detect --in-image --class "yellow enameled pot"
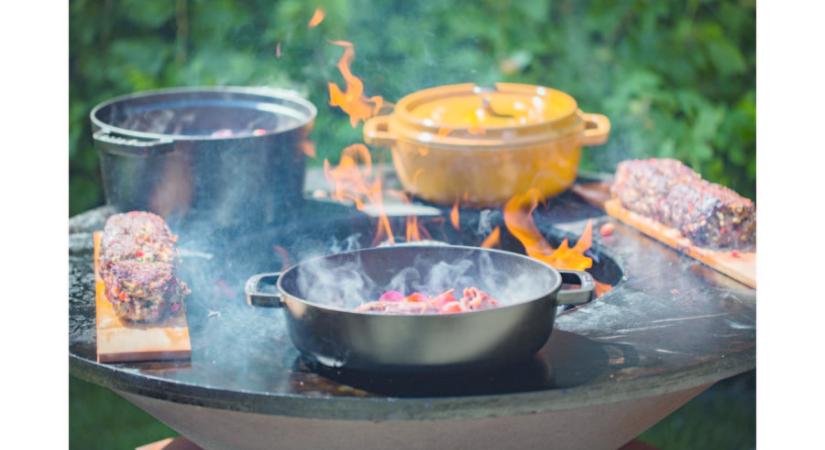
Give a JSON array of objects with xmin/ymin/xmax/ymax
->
[{"xmin": 363, "ymin": 82, "xmax": 610, "ymax": 207}]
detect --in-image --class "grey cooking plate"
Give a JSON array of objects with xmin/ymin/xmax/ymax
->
[{"xmin": 245, "ymin": 245, "xmax": 594, "ymax": 372}]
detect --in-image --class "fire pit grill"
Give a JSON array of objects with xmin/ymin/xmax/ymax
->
[{"xmin": 69, "ymin": 171, "xmax": 755, "ymax": 449}]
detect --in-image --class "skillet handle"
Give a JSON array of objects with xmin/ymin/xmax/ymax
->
[
  {"xmin": 557, "ymin": 270, "xmax": 595, "ymax": 306},
  {"xmin": 244, "ymin": 272, "xmax": 283, "ymax": 307},
  {"xmin": 93, "ymin": 130, "xmax": 176, "ymax": 157}
]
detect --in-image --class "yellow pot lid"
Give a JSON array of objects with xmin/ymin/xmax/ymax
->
[{"xmin": 391, "ymin": 82, "xmax": 584, "ymax": 147}]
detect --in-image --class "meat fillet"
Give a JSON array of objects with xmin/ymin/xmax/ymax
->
[
  {"xmin": 610, "ymin": 159, "xmax": 755, "ymax": 250},
  {"xmin": 100, "ymin": 211, "xmax": 189, "ymax": 322}
]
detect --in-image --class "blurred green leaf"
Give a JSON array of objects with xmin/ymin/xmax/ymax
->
[
  {"xmin": 707, "ymin": 39, "xmax": 747, "ymax": 76},
  {"xmin": 70, "ymin": 0, "xmax": 756, "ymax": 216},
  {"xmin": 119, "ymin": 0, "xmax": 175, "ymax": 28}
]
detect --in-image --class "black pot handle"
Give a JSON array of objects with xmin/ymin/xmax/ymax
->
[
  {"xmin": 244, "ymin": 272, "xmax": 283, "ymax": 307},
  {"xmin": 557, "ymin": 270, "xmax": 595, "ymax": 305},
  {"xmin": 93, "ymin": 130, "xmax": 176, "ymax": 157}
]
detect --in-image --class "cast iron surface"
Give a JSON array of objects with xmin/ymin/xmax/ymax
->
[{"xmin": 69, "ymin": 187, "xmax": 756, "ymax": 421}]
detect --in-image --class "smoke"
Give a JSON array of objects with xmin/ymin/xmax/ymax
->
[
  {"xmin": 328, "ymin": 233, "xmax": 363, "ymax": 254},
  {"xmin": 296, "ymin": 254, "xmax": 375, "ymax": 309},
  {"xmin": 476, "ymin": 208, "xmax": 499, "ymax": 236},
  {"xmin": 295, "ymin": 245, "xmax": 554, "ymax": 310}
]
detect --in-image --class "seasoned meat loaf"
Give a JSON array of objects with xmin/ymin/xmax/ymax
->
[
  {"xmin": 610, "ymin": 159, "xmax": 755, "ymax": 250},
  {"xmin": 100, "ymin": 211, "xmax": 189, "ymax": 322}
]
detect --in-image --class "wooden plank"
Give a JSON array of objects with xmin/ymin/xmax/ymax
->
[
  {"xmin": 603, "ymin": 199, "xmax": 755, "ymax": 288},
  {"xmin": 570, "ymin": 182, "xmax": 612, "ymax": 209},
  {"xmin": 571, "ymin": 180, "xmax": 755, "ymax": 288},
  {"xmin": 94, "ymin": 232, "xmax": 192, "ymax": 363}
]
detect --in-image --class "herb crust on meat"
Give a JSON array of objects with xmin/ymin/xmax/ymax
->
[
  {"xmin": 610, "ymin": 159, "xmax": 755, "ymax": 250},
  {"xmin": 100, "ymin": 211, "xmax": 189, "ymax": 322}
]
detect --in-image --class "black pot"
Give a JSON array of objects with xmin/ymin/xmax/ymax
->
[
  {"xmin": 90, "ymin": 86, "xmax": 316, "ymax": 229},
  {"xmin": 245, "ymin": 245, "xmax": 595, "ymax": 372}
]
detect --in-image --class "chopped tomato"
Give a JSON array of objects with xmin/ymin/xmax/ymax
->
[
  {"xmin": 405, "ymin": 292, "xmax": 427, "ymax": 303},
  {"xmin": 439, "ymin": 302, "xmax": 463, "ymax": 314},
  {"xmin": 430, "ymin": 289, "xmax": 456, "ymax": 308}
]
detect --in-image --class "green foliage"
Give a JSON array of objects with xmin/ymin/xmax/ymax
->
[
  {"xmin": 70, "ymin": 376, "xmax": 175, "ymax": 449},
  {"xmin": 70, "ymin": 0, "xmax": 755, "ymax": 215},
  {"xmin": 640, "ymin": 370, "xmax": 756, "ymax": 449},
  {"xmin": 69, "ymin": 371, "xmax": 755, "ymax": 450}
]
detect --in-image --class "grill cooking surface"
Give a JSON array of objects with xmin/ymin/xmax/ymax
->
[{"xmin": 69, "ymin": 174, "xmax": 755, "ymax": 420}]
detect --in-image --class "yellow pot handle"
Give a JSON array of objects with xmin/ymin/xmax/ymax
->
[
  {"xmin": 579, "ymin": 112, "xmax": 611, "ymax": 146},
  {"xmin": 363, "ymin": 115, "xmax": 396, "ymax": 147}
]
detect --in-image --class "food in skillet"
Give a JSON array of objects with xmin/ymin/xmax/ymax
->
[
  {"xmin": 355, "ymin": 288, "xmax": 499, "ymax": 314},
  {"xmin": 610, "ymin": 158, "xmax": 755, "ymax": 250},
  {"xmin": 99, "ymin": 211, "xmax": 190, "ymax": 322}
]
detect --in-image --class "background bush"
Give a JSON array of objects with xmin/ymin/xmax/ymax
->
[{"xmin": 70, "ymin": 0, "xmax": 755, "ymax": 215}]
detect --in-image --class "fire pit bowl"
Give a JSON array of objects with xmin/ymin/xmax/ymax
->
[
  {"xmin": 245, "ymin": 245, "xmax": 594, "ymax": 372},
  {"xmin": 90, "ymin": 86, "xmax": 316, "ymax": 228}
]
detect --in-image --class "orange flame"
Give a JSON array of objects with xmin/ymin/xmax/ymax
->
[
  {"xmin": 323, "ymin": 143, "xmax": 394, "ymax": 245},
  {"xmin": 503, "ymin": 188, "xmax": 593, "ymax": 271},
  {"xmin": 450, "ymin": 201, "xmax": 460, "ymax": 230},
  {"xmin": 595, "ymin": 281, "xmax": 613, "ymax": 297},
  {"xmin": 328, "ymin": 41, "xmax": 384, "ymax": 127},
  {"xmin": 480, "ymin": 226, "xmax": 501, "ymax": 248},
  {"xmin": 308, "ymin": 8, "xmax": 325, "ymax": 28},
  {"xmin": 405, "ymin": 216, "xmax": 421, "ymax": 242},
  {"xmin": 301, "ymin": 141, "xmax": 316, "ymax": 158}
]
